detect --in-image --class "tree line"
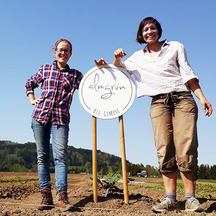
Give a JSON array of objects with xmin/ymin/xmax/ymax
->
[{"xmin": 0, "ymin": 140, "xmax": 215, "ymax": 179}]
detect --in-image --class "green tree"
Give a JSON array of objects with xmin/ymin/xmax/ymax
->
[
  {"xmin": 85, "ymin": 161, "xmax": 92, "ymax": 174},
  {"xmin": 198, "ymin": 164, "xmax": 210, "ymax": 179},
  {"xmin": 209, "ymin": 165, "xmax": 216, "ymax": 179}
]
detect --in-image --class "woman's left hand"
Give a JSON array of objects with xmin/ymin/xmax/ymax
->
[
  {"xmin": 187, "ymin": 78, "xmax": 213, "ymax": 117},
  {"xmin": 200, "ymin": 97, "xmax": 213, "ymax": 117}
]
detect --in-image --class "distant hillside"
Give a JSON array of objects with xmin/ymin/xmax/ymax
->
[
  {"xmin": 0, "ymin": 140, "xmax": 127, "ymax": 174},
  {"xmin": 0, "ymin": 140, "xmax": 161, "ymax": 177}
]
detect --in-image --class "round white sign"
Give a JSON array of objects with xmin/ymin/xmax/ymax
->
[{"xmin": 79, "ymin": 64, "xmax": 136, "ymax": 119}]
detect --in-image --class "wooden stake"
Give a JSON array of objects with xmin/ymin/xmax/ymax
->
[
  {"xmin": 119, "ymin": 115, "xmax": 129, "ymax": 204},
  {"xmin": 92, "ymin": 116, "xmax": 98, "ymax": 202}
]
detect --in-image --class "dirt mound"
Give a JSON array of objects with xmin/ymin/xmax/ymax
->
[
  {"xmin": 0, "ymin": 183, "xmax": 40, "ymax": 200},
  {"xmin": 1, "ymin": 173, "xmax": 216, "ymax": 215}
]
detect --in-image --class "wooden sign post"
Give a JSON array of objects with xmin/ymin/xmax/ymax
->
[
  {"xmin": 119, "ymin": 115, "xmax": 129, "ymax": 204},
  {"xmin": 79, "ymin": 64, "xmax": 136, "ymax": 204},
  {"xmin": 92, "ymin": 116, "xmax": 97, "ymax": 202}
]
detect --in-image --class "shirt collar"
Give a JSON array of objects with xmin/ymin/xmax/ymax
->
[
  {"xmin": 143, "ymin": 40, "xmax": 169, "ymax": 53},
  {"xmin": 53, "ymin": 60, "xmax": 70, "ymax": 71}
]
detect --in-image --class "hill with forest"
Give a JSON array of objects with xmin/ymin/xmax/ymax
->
[
  {"xmin": 0, "ymin": 140, "xmax": 156, "ymax": 176},
  {"xmin": 1, "ymin": 140, "xmax": 215, "ymax": 179}
]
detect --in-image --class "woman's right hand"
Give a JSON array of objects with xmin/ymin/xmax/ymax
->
[
  {"xmin": 94, "ymin": 48, "xmax": 126, "ymax": 67},
  {"xmin": 94, "ymin": 58, "xmax": 108, "ymax": 66},
  {"xmin": 113, "ymin": 48, "xmax": 126, "ymax": 66},
  {"xmin": 114, "ymin": 48, "xmax": 126, "ymax": 59}
]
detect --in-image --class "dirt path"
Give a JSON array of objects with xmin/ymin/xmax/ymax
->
[{"xmin": 0, "ymin": 173, "xmax": 216, "ymax": 215}]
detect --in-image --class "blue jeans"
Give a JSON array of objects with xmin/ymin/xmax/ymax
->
[{"xmin": 31, "ymin": 118, "xmax": 69, "ymax": 193}]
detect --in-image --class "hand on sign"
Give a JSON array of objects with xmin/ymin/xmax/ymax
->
[
  {"xmin": 94, "ymin": 58, "xmax": 108, "ymax": 66},
  {"xmin": 114, "ymin": 48, "xmax": 126, "ymax": 58}
]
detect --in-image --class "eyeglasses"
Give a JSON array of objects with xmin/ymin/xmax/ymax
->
[{"xmin": 56, "ymin": 48, "xmax": 70, "ymax": 53}]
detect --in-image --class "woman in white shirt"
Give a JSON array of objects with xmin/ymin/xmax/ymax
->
[{"xmin": 95, "ymin": 17, "xmax": 213, "ymax": 213}]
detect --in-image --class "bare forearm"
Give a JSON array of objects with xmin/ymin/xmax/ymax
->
[
  {"xmin": 113, "ymin": 57, "xmax": 121, "ymax": 66},
  {"xmin": 187, "ymin": 78, "xmax": 213, "ymax": 116},
  {"xmin": 187, "ymin": 78, "xmax": 205, "ymax": 100},
  {"xmin": 192, "ymin": 88, "xmax": 206, "ymax": 101},
  {"xmin": 28, "ymin": 93, "xmax": 36, "ymax": 105}
]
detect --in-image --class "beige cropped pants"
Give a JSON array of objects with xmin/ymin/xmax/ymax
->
[{"xmin": 150, "ymin": 91, "xmax": 198, "ymax": 178}]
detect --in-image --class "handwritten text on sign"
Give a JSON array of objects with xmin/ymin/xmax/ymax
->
[{"xmin": 79, "ymin": 64, "xmax": 136, "ymax": 119}]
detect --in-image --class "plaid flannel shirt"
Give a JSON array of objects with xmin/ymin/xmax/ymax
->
[{"xmin": 25, "ymin": 61, "xmax": 83, "ymax": 125}]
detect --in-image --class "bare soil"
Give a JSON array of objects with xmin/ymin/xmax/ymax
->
[{"xmin": 1, "ymin": 172, "xmax": 216, "ymax": 215}]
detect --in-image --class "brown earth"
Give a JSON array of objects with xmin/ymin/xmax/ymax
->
[{"xmin": 1, "ymin": 172, "xmax": 216, "ymax": 216}]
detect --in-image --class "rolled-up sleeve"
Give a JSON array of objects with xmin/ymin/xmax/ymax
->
[
  {"xmin": 75, "ymin": 71, "xmax": 83, "ymax": 90},
  {"xmin": 177, "ymin": 44, "xmax": 198, "ymax": 84},
  {"xmin": 25, "ymin": 65, "xmax": 44, "ymax": 96},
  {"xmin": 123, "ymin": 52, "xmax": 139, "ymax": 74}
]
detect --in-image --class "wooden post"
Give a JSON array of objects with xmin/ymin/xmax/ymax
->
[
  {"xmin": 92, "ymin": 116, "xmax": 98, "ymax": 202},
  {"xmin": 119, "ymin": 115, "xmax": 129, "ymax": 204}
]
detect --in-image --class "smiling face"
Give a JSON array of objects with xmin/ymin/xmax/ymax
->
[
  {"xmin": 55, "ymin": 41, "xmax": 72, "ymax": 68},
  {"xmin": 142, "ymin": 22, "xmax": 159, "ymax": 44}
]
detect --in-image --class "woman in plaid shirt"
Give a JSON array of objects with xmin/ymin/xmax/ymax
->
[{"xmin": 25, "ymin": 38, "xmax": 83, "ymax": 211}]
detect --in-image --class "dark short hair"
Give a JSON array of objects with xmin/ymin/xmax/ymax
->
[
  {"xmin": 53, "ymin": 38, "xmax": 72, "ymax": 54},
  {"xmin": 136, "ymin": 17, "xmax": 162, "ymax": 44}
]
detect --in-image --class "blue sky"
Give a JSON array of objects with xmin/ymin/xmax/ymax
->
[{"xmin": 1, "ymin": 1, "xmax": 215, "ymax": 167}]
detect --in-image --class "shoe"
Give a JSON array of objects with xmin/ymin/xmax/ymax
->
[
  {"xmin": 152, "ymin": 197, "xmax": 180, "ymax": 213},
  {"xmin": 56, "ymin": 191, "xmax": 72, "ymax": 211},
  {"xmin": 38, "ymin": 189, "xmax": 54, "ymax": 210},
  {"xmin": 185, "ymin": 197, "xmax": 203, "ymax": 212}
]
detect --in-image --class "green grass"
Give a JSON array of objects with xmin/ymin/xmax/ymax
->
[
  {"xmin": 197, "ymin": 179, "xmax": 216, "ymax": 183},
  {"xmin": 0, "ymin": 177, "xmax": 38, "ymax": 183},
  {"xmin": 176, "ymin": 183, "xmax": 184, "ymax": 195},
  {"xmin": 130, "ymin": 180, "xmax": 216, "ymax": 196},
  {"xmin": 196, "ymin": 183, "xmax": 216, "ymax": 190},
  {"xmin": 198, "ymin": 193, "xmax": 211, "ymax": 198}
]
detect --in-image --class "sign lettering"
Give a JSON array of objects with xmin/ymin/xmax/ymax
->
[{"xmin": 79, "ymin": 64, "xmax": 136, "ymax": 119}]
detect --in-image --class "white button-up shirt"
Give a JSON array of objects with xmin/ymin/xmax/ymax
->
[{"xmin": 122, "ymin": 40, "xmax": 198, "ymax": 97}]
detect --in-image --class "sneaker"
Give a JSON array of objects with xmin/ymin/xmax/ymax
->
[
  {"xmin": 38, "ymin": 189, "xmax": 54, "ymax": 210},
  {"xmin": 185, "ymin": 197, "xmax": 203, "ymax": 212},
  {"xmin": 152, "ymin": 197, "xmax": 180, "ymax": 213},
  {"xmin": 56, "ymin": 191, "xmax": 72, "ymax": 211}
]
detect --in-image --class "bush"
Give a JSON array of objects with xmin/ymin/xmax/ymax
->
[{"xmin": 8, "ymin": 164, "xmax": 29, "ymax": 172}]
